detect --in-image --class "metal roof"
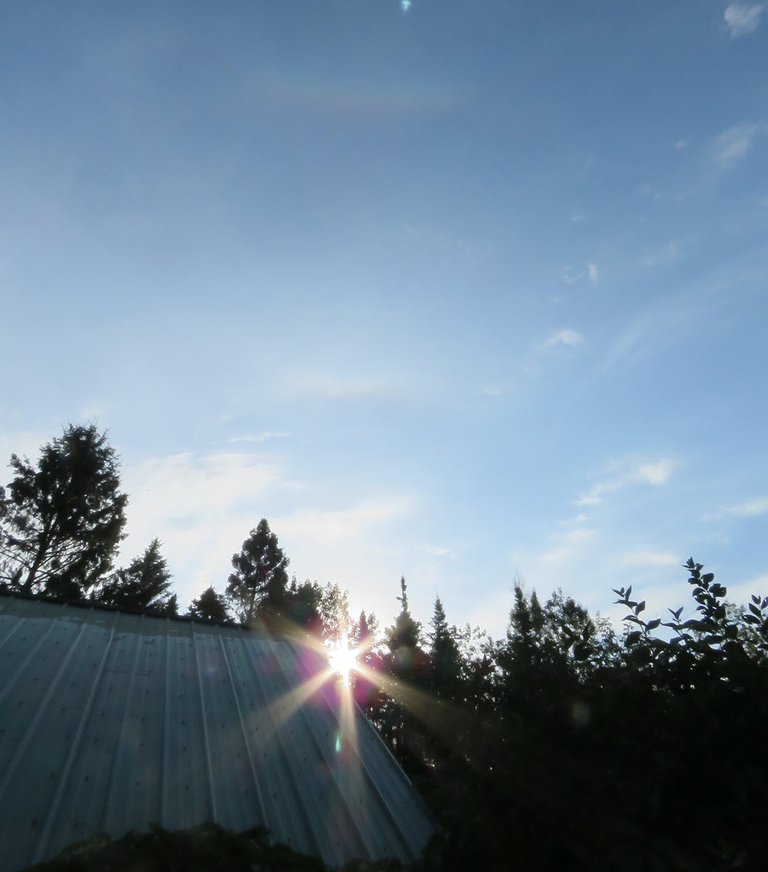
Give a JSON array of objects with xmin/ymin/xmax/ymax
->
[{"xmin": 0, "ymin": 595, "xmax": 433, "ymax": 870}]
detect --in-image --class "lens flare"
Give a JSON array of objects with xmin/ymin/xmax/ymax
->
[{"xmin": 327, "ymin": 642, "xmax": 358, "ymax": 685}]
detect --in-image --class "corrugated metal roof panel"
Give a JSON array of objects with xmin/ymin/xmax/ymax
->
[{"xmin": 0, "ymin": 595, "xmax": 433, "ymax": 870}]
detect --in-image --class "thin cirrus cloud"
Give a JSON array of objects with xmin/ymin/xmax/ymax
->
[
  {"xmin": 619, "ymin": 550, "xmax": 680, "ymax": 568},
  {"xmin": 274, "ymin": 498, "xmax": 413, "ymax": 546},
  {"xmin": 117, "ymin": 450, "xmax": 303, "ymax": 606},
  {"xmin": 229, "ymin": 431, "xmax": 290, "ymax": 445},
  {"xmin": 120, "ymin": 451, "xmax": 293, "ymax": 545},
  {"xmin": 713, "ymin": 123, "xmax": 763, "ymax": 170},
  {"xmin": 281, "ymin": 373, "xmax": 406, "ymax": 402},
  {"xmin": 703, "ymin": 496, "xmax": 768, "ymax": 522},
  {"xmin": 574, "ymin": 458, "xmax": 678, "ymax": 507},
  {"xmin": 539, "ymin": 527, "xmax": 596, "ymax": 565},
  {"xmin": 545, "ymin": 328, "xmax": 583, "ymax": 349},
  {"xmin": 724, "ymin": 4, "xmax": 764, "ymax": 38},
  {"xmin": 560, "ymin": 263, "xmax": 599, "ymax": 286}
]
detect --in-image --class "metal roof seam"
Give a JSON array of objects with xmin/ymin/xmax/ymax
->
[
  {"xmin": 241, "ymin": 635, "xmax": 328, "ymax": 860},
  {"xmin": 190, "ymin": 621, "xmax": 217, "ymax": 821},
  {"xmin": 0, "ymin": 600, "xmax": 434, "ymax": 870},
  {"xmin": 0, "ymin": 617, "xmax": 58, "ymax": 710},
  {"xmin": 161, "ymin": 624, "xmax": 171, "ymax": 823},
  {"xmin": 32, "ymin": 616, "xmax": 119, "ymax": 864},
  {"xmin": 216, "ymin": 634, "xmax": 270, "ymax": 831},
  {"xmin": 296, "ymin": 654, "xmax": 416, "ymax": 861},
  {"xmin": 270, "ymin": 637, "xmax": 376, "ymax": 861},
  {"xmin": 0, "ymin": 607, "xmax": 26, "ymax": 652},
  {"xmin": 0, "ymin": 619, "xmax": 89, "ymax": 815},
  {"xmin": 101, "ymin": 613, "xmax": 145, "ymax": 830}
]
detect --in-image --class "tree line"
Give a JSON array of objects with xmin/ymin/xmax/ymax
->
[
  {"xmin": 5, "ymin": 425, "xmax": 768, "ymax": 869},
  {"xmin": 0, "ymin": 424, "xmax": 348, "ymax": 628}
]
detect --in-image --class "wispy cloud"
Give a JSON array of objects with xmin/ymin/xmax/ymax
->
[
  {"xmin": 560, "ymin": 263, "xmax": 599, "ymax": 286},
  {"xmin": 574, "ymin": 458, "xmax": 678, "ymax": 506},
  {"xmin": 123, "ymin": 451, "xmax": 290, "ymax": 536},
  {"xmin": 724, "ymin": 4, "xmax": 764, "ymax": 38},
  {"xmin": 229, "ymin": 431, "xmax": 289, "ymax": 445},
  {"xmin": 540, "ymin": 527, "xmax": 596, "ymax": 565},
  {"xmin": 282, "ymin": 373, "xmax": 404, "ymax": 401},
  {"xmin": 704, "ymin": 496, "xmax": 768, "ymax": 522},
  {"xmin": 118, "ymin": 450, "xmax": 303, "ymax": 606},
  {"xmin": 642, "ymin": 239, "xmax": 688, "ymax": 269},
  {"xmin": 545, "ymin": 328, "xmax": 583, "ymax": 348},
  {"xmin": 713, "ymin": 123, "xmax": 763, "ymax": 170},
  {"xmin": 424, "ymin": 544, "xmax": 457, "ymax": 560},
  {"xmin": 559, "ymin": 513, "xmax": 589, "ymax": 526},
  {"xmin": 619, "ymin": 550, "xmax": 679, "ymax": 568},
  {"xmin": 275, "ymin": 498, "xmax": 413, "ymax": 545}
]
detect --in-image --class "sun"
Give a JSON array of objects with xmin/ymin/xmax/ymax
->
[{"xmin": 327, "ymin": 642, "xmax": 358, "ymax": 685}]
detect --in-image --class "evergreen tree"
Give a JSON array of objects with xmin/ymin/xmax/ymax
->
[
  {"xmin": 385, "ymin": 576, "xmax": 422, "ymax": 658},
  {"xmin": 189, "ymin": 586, "xmax": 230, "ymax": 622},
  {"xmin": 0, "ymin": 424, "xmax": 127, "ymax": 598},
  {"xmin": 283, "ymin": 578, "xmax": 323, "ymax": 634},
  {"xmin": 226, "ymin": 519, "xmax": 289, "ymax": 623},
  {"xmin": 95, "ymin": 539, "xmax": 174, "ymax": 612},
  {"xmin": 428, "ymin": 596, "xmax": 462, "ymax": 699}
]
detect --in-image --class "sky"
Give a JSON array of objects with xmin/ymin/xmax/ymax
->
[{"xmin": 1, "ymin": 0, "xmax": 767, "ymax": 639}]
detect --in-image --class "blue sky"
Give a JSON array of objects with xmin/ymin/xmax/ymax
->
[{"xmin": 2, "ymin": 0, "xmax": 767, "ymax": 637}]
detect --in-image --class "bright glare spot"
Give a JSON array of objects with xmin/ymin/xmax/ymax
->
[
  {"xmin": 327, "ymin": 642, "xmax": 358, "ymax": 686},
  {"xmin": 401, "ymin": 0, "xmax": 411, "ymax": 11}
]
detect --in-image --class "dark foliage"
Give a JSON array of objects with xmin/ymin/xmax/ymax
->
[
  {"xmin": 93, "ymin": 539, "xmax": 175, "ymax": 613},
  {"xmin": 227, "ymin": 519, "xmax": 290, "ymax": 623},
  {"xmin": 188, "ymin": 585, "xmax": 230, "ymax": 622},
  {"xmin": 373, "ymin": 561, "xmax": 768, "ymax": 871},
  {"xmin": 21, "ymin": 822, "xmax": 401, "ymax": 872},
  {"xmin": 0, "ymin": 425, "xmax": 127, "ymax": 598}
]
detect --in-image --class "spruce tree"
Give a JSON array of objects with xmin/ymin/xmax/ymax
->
[
  {"xmin": 0, "ymin": 424, "xmax": 127, "ymax": 598},
  {"xmin": 226, "ymin": 519, "xmax": 289, "ymax": 623},
  {"xmin": 429, "ymin": 596, "xmax": 462, "ymax": 699},
  {"xmin": 189, "ymin": 586, "xmax": 230, "ymax": 622},
  {"xmin": 96, "ymin": 539, "xmax": 174, "ymax": 612}
]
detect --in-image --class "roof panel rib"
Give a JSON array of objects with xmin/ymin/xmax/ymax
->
[{"xmin": 0, "ymin": 595, "xmax": 433, "ymax": 870}]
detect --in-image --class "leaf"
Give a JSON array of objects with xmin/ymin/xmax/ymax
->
[
  {"xmin": 744, "ymin": 615, "xmax": 761, "ymax": 625},
  {"xmin": 636, "ymin": 601, "xmax": 646, "ymax": 614},
  {"xmin": 752, "ymin": 594, "xmax": 761, "ymax": 605},
  {"xmin": 626, "ymin": 631, "xmax": 642, "ymax": 646},
  {"xmin": 626, "ymin": 586, "xmax": 632, "ymax": 599},
  {"xmin": 702, "ymin": 573, "xmax": 714, "ymax": 585},
  {"xmin": 749, "ymin": 603, "xmax": 761, "ymax": 618},
  {"xmin": 646, "ymin": 618, "xmax": 661, "ymax": 631},
  {"xmin": 573, "ymin": 642, "xmax": 592, "ymax": 661},
  {"xmin": 682, "ymin": 619, "xmax": 707, "ymax": 631}
]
